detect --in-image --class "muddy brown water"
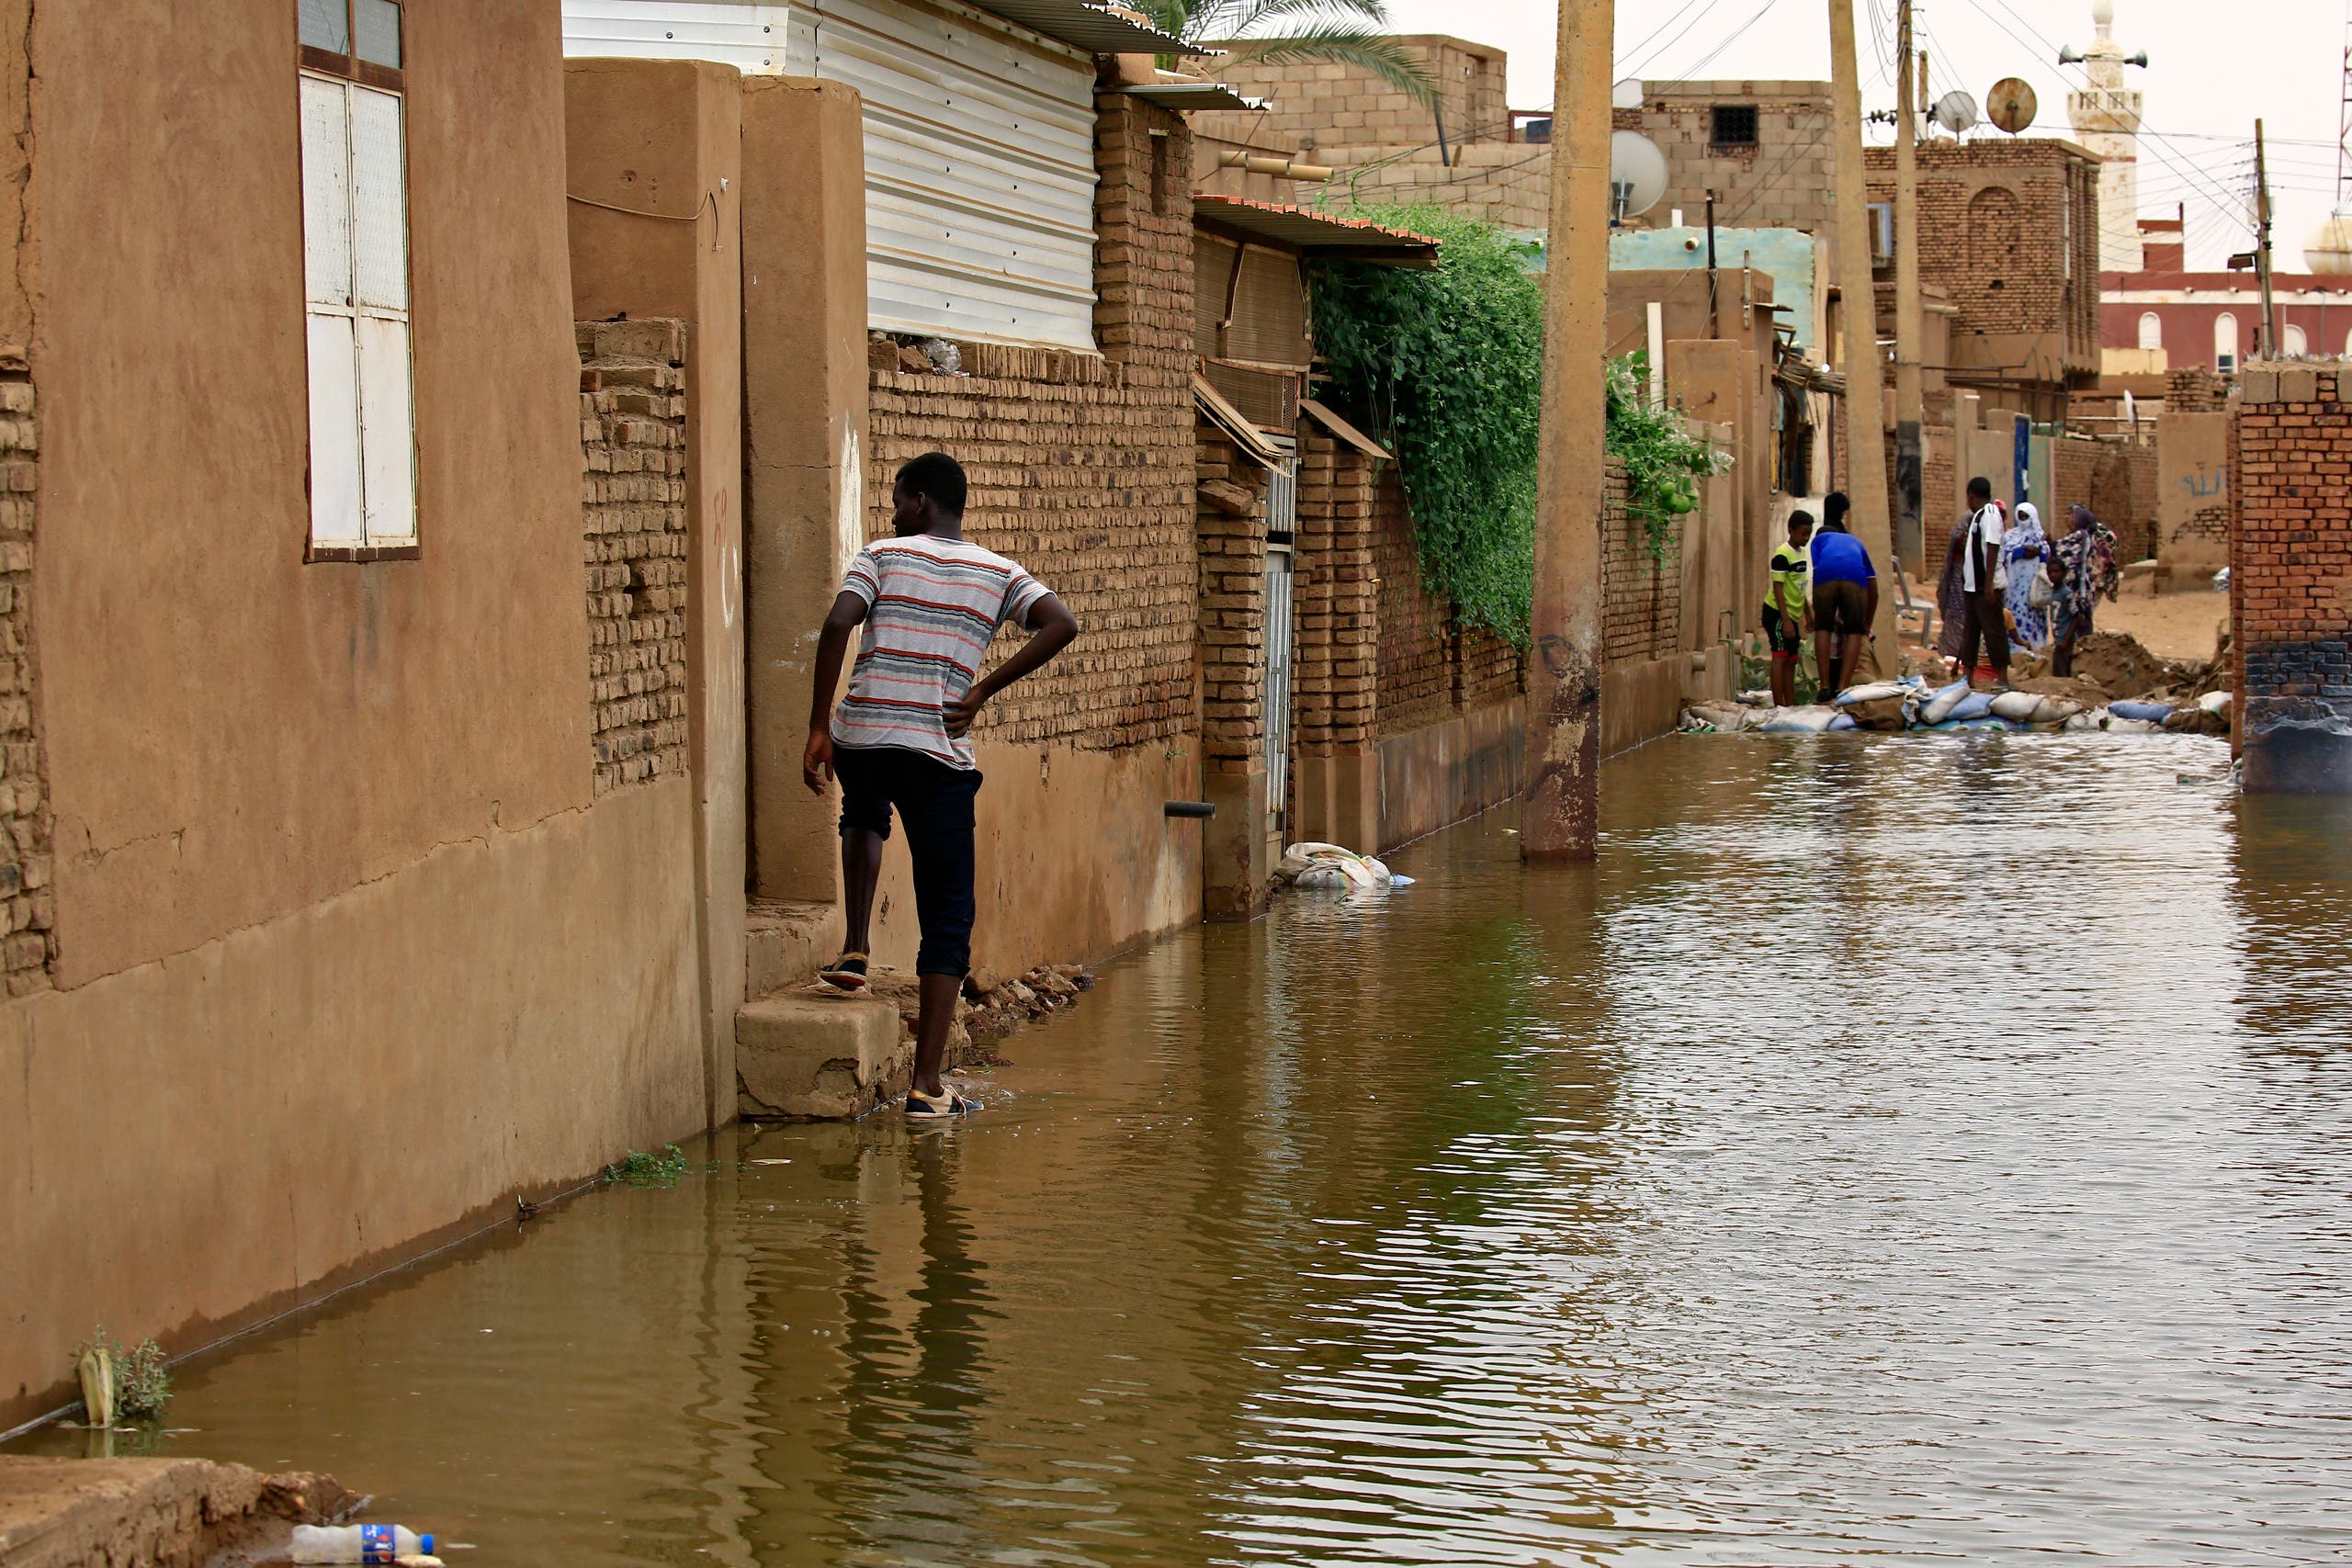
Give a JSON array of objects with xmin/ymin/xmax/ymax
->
[{"xmin": 17, "ymin": 736, "xmax": 2352, "ymax": 1565}]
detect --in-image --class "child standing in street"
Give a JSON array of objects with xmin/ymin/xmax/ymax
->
[{"xmin": 802, "ymin": 453, "xmax": 1080, "ymax": 1118}]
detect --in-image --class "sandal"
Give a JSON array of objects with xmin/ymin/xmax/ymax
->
[
  {"xmin": 905, "ymin": 1085, "xmax": 978, "ymax": 1119},
  {"xmin": 820, "ymin": 952, "xmax": 868, "ymax": 991}
]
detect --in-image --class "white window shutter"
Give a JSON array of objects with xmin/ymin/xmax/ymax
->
[
  {"xmin": 356, "ymin": 315, "xmax": 415, "ymax": 542},
  {"xmin": 348, "ymin": 87, "xmax": 408, "ymax": 310},
  {"xmin": 300, "ymin": 78, "xmax": 353, "ymax": 307},
  {"xmin": 305, "ymin": 313, "xmax": 365, "ymax": 544}
]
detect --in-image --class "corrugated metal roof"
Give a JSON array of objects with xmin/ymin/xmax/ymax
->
[
  {"xmin": 1118, "ymin": 82, "xmax": 1263, "ymax": 110},
  {"xmin": 961, "ymin": 0, "xmax": 1193, "ymax": 54},
  {"xmin": 1192, "ymin": 196, "xmax": 1439, "ymax": 266},
  {"xmin": 561, "ymin": 0, "xmax": 791, "ymax": 70}
]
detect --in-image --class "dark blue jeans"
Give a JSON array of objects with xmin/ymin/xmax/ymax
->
[{"xmin": 833, "ymin": 745, "xmax": 981, "ymax": 978}]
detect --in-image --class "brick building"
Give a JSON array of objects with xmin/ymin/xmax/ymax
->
[
  {"xmin": 2230, "ymin": 362, "xmax": 2352, "ymax": 792},
  {"xmin": 1190, "ymin": 36, "xmax": 1552, "ymax": 231},
  {"xmin": 1865, "ymin": 139, "xmax": 2104, "ymax": 424},
  {"xmin": 1622, "ymin": 81, "xmax": 1841, "ymax": 257}
]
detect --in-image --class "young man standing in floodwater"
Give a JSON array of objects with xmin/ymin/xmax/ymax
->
[
  {"xmin": 802, "ymin": 452, "xmax": 1080, "ymax": 1118},
  {"xmin": 1807, "ymin": 491, "xmax": 1879, "ymax": 698},
  {"xmin": 1766, "ymin": 510, "xmax": 1814, "ymax": 705}
]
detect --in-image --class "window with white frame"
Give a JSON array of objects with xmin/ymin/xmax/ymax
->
[
  {"xmin": 2213, "ymin": 311, "xmax": 2238, "ymax": 375},
  {"xmin": 299, "ymin": 0, "xmax": 415, "ymax": 553},
  {"xmin": 2284, "ymin": 323, "xmax": 2309, "ymax": 357},
  {"xmin": 2137, "ymin": 311, "xmax": 2162, "ymax": 351}
]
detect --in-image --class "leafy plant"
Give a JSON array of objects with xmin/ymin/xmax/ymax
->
[
  {"xmin": 71, "ymin": 1327, "xmax": 170, "ymax": 1425},
  {"xmin": 1606, "ymin": 354, "xmax": 1729, "ymax": 563},
  {"xmin": 1129, "ymin": 0, "xmax": 1438, "ymax": 107},
  {"xmin": 1312, "ymin": 206, "xmax": 1545, "ymax": 641},
  {"xmin": 604, "ymin": 1144, "xmax": 690, "ymax": 1187}
]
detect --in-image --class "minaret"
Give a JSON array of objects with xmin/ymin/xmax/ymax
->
[{"xmin": 2068, "ymin": 0, "xmax": 2144, "ymax": 272}]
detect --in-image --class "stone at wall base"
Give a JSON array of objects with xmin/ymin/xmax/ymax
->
[
  {"xmin": 737, "ymin": 993, "xmax": 909, "ymax": 1120},
  {"xmin": 0, "ymin": 1457, "xmax": 352, "ymax": 1568},
  {"xmin": 2243, "ymin": 716, "xmax": 2352, "ymax": 794}
]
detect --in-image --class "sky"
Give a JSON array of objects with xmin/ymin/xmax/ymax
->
[{"xmin": 1373, "ymin": 0, "xmax": 2346, "ymax": 270}]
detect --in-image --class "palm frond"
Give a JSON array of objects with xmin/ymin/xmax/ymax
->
[
  {"xmin": 1210, "ymin": 0, "xmax": 1392, "ymax": 35},
  {"xmin": 1218, "ymin": 25, "xmax": 1440, "ymax": 110}
]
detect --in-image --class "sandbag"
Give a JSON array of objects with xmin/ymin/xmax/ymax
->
[
  {"xmin": 1760, "ymin": 705, "xmax": 1841, "ymax": 733},
  {"xmin": 1684, "ymin": 703, "xmax": 1750, "ymax": 732},
  {"xmin": 1826, "ymin": 714, "xmax": 1858, "ymax": 731},
  {"xmin": 2064, "ymin": 709, "xmax": 2106, "ymax": 731},
  {"xmin": 2104, "ymin": 716, "xmax": 2164, "ymax": 734},
  {"xmin": 2034, "ymin": 698, "xmax": 2085, "ymax": 725},
  {"xmin": 1833, "ymin": 682, "xmax": 1909, "ymax": 706},
  {"xmin": 1277, "ymin": 842, "xmax": 1389, "ymax": 888},
  {"xmin": 2198, "ymin": 690, "xmax": 2233, "ymax": 716},
  {"xmin": 1988, "ymin": 691, "xmax": 2044, "ymax": 723},
  {"xmin": 2109, "ymin": 700, "xmax": 2175, "ymax": 723},
  {"xmin": 1919, "ymin": 680, "xmax": 1972, "ymax": 724},
  {"xmin": 1946, "ymin": 691, "xmax": 1996, "ymax": 723},
  {"xmin": 1844, "ymin": 694, "xmax": 1910, "ymax": 732}
]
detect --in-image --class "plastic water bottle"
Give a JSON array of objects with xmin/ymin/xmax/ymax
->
[{"xmin": 288, "ymin": 1523, "xmax": 435, "ymax": 1563}]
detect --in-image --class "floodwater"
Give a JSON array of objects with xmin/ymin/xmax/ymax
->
[{"xmin": 17, "ymin": 735, "xmax": 2352, "ymax": 1565}]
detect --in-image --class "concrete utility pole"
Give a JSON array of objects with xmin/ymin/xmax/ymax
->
[
  {"xmin": 2255, "ymin": 118, "xmax": 2279, "ymax": 358},
  {"xmin": 1892, "ymin": 0, "xmax": 1924, "ymax": 572},
  {"xmin": 1522, "ymin": 0, "xmax": 1612, "ymax": 862},
  {"xmin": 1826, "ymin": 0, "xmax": 1901, "ymax": 660}
]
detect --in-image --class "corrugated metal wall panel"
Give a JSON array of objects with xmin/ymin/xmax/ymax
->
[
  {"xmin": 794, "ymin": 0, "xmax": 1100, "ymax": 351},
  {"xmin": 560, "ymin": 0, "xmax": 790, "ymax": 72},
  {"xmin": 561, "ymin": 0, "xmax": 1100, "ymax": 351}
]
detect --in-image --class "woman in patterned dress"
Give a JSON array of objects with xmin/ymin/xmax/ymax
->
[
  {"xmin": 2049, "ymin": 504, "xmax": 2120, "ymax": 680},
  {"xmin": 2002, "ymin": 502, "xmax": 2052, "ymax": 651}
]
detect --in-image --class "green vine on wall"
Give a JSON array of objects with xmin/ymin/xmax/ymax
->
[
  {"xmin": 1312, "ymin": 209, "xmax": 1726, "ymax": 644},
  {"xmin": 1607, "ymin": 354, "xmax": 1728, "ymax": 564}
]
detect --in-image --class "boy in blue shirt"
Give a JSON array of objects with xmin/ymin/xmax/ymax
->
[{"xmin": 1808, "ymin": 491, "xmax": 1878, "ymax": 699}]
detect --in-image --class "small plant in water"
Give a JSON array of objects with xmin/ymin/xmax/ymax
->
[
  {"xmin": 70, "ymin": 1327, "xmax": 171, "ymax": 1426},
  {"xmin": 604, "ymin": 1144, "xmax": 691, "ymax": 1187}
]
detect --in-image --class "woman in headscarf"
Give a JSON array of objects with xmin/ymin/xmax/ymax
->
[
  {"xmin": 2002, "ymin": 502, "xmax": 2052, "ymax": 652},
  {"xmin": 2048, "ymin": 503, "xmax": 2121, "ymax": 679}
]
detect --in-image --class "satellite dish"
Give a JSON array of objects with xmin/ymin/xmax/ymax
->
[
  {"xmin": 1609, "ymin": 130, "xmax": 1668, "ymax": 222},
  {"xmin": 1932, "ymin": 89, "xmax": 1979, "ymax": 135},
  {"xmin": 1986, "ymin": 77, "xmax": 2038, "ymax": 135},
  {"xmin": 1611, "ymin": 77, "xmax": 1645, "ymax": 110}
]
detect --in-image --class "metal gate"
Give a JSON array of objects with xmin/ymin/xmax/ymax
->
[{"xmin": 1262, "ymin": 457, "xmax": 1297, "ymax": 830}]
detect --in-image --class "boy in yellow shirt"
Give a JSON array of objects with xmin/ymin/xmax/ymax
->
[{"xmin": 1765, "ymin": 511, "xmax": 1813, "ymax": 705}]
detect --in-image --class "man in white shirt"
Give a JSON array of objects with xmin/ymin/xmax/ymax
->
[{"xmin": 1951, "ymin": 476, "xmax": 2010, "ymax": 688}]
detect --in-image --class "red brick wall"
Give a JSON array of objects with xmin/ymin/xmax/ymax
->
[
  {"xmin": 1373, "ymin": 465, "xmax": 1451, "ymax": 732},
  {"xmin": 1603, "ymin": 468, "xmax": 1678, "ymax": 663},
  {"xmin": 863, "ymin": 98, "xmax": 1197, "ymax": 754},
  {"xmin": 2230, "ymin": 363, "xmax": 2352, "ymax": 786}
]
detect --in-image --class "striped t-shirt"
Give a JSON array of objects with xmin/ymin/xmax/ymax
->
[{"xmin": 831, "ymin": 536, "xmax": 1049, "ymax": 769}]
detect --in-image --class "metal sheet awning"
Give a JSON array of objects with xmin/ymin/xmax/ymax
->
[
  {"xmin": 1119, "ymin": 82, "xmax": 1264, "ymax": 111},
  {"xmin": 1192, "ymin": 196, "xmax": 1438, "ymax": 267},
  {"xmin": 963, "ymin": 0, "xmax": 1194, "ymax": 53},
  {"xmin": 1194, "ymin": 374, "xmax": 1286, "ymax": 467}
]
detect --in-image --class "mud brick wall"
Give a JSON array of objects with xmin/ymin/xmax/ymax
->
[
  {"xmin": 2053, "ymin": 434, "xmax": 2157, "ymax": 563},
  {"xmin": 1193, "ymin": 38, "xmax": 1510, "ymax": 154},
  {"xmin": 864, "ymin": 98, "xmax": 1196, "ymax": 753},
  {"xmin": 2168, "ymin": 366, "xmax": 2228, "ymax": 412},
  {"xmin": 1865, "ymin": 141, "xmax": 2101, "ymax": 366},
  {"xmin": 1197, "ymin": 424, "xmax": 1271, "ymax": 779},
  {"xmin": 1292, "ymin": 429, "xmax": 1377, "ymax": 758},
  {"xmin": 1374, "ymin": 466, "xmax": 1451, "ymax": 732},
  {"xmin": 1630, "ymin": 84, "xmax": 1839, "ymax": 253},
  {"xmin": 1604, "ymin": 468, "xmax": 1679, "ymax": 664},
  {"xmin": 579, "ymin": 320, "xmax": 690, "ymax": 798},
  {"xmin": 0, "ymin": 367, "xmax": 49, "ymax": 995},
  {"xmin": 2230, "ymin": 364, "xmax": 2352, "ymax": 790},
  {"xmin": 1922, "ymin": 424, "xmax": 1956, "ymax": 550}
]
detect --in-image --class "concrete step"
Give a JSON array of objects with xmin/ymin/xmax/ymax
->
[
  {"xmin": 745, "ymin": 899, "xmax": 842, "ymax": 998},
  {"xmin": 736, "ymin": 989, "xmax": 907, "ymax": 1121}
]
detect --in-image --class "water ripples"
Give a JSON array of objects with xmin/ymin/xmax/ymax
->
[{"xmin": 17, "ymin": 735, "xmax": 2352, "ymax": 1565}]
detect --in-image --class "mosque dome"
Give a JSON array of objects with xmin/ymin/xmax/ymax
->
[{"xmin": 2306, "ymin": 215, "xmax": 2352, "ymax": 276}]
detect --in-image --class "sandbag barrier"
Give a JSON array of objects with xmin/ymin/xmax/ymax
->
[{"xmin": 1681, "ymin": 678, "xmax": 2233, "ymax": 739}]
